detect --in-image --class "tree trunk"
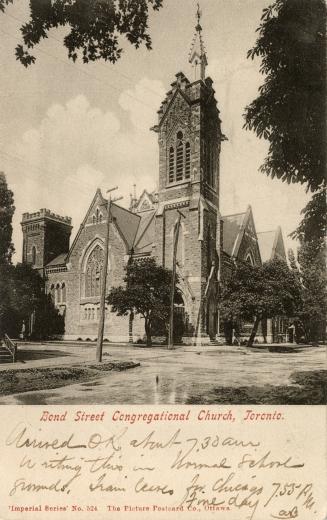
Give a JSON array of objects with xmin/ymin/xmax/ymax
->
[
  {"xmin": 145, "ymin": 319, "xmax": 152, "ymax": 347},
  {"xmin": 247, "ymin": 316, "xmax": 261, "ymax": 347},
  {"xmin": 128, "ymin": 311, "xmax": 134, "ymax": 344}
]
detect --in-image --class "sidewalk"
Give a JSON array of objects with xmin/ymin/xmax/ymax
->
[{"xmin": 0, "ymin": 340, "xmax": 323, "ymax": 372}]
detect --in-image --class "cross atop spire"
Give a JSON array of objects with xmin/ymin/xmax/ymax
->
[{"xmin": 189, "ymin": 3, "xmax": 207, "ymax": 81}]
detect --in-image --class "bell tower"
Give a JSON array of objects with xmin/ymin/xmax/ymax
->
[{"xmin": 151, "ymin": 6, "xmax": 226, "ymax": 342}]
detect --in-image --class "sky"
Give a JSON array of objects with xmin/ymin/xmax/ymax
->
[{"xmin": 0, "ymin": 0, "xmax": 310, "ymax": 262}]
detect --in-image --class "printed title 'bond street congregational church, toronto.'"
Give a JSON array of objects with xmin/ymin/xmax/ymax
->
[{"xmin": 21, "ymin": 12, "xmax": 287, "ymax": 344}]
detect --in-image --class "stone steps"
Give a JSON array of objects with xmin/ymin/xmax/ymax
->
[{"xmin": 0, "ymin": 346, "xmax": 15, "ymax": 363}]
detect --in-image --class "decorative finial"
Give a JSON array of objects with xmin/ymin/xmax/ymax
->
[
  {"xmin": 189, "ymin": 3, "xmax": 207, "ymax": 81},
  {"xmin": 196, "ymin": 2, "xmax": 202, "ymax": 31}
]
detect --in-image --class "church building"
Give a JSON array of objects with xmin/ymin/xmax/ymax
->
[{"xmin": 21, "ymin": 12, "xmax": 287, "ymax": 344}]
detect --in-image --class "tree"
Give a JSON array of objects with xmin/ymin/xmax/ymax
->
[
  {"xmin": 0, "ymin": 263, "xmax": 13, "ymax": 337},
  {"xmin": 0, "ymin": 262, "xmax": 64, "ymax": 338},
  {"xmin": 244, "ymin": 0, "xmax": 326, "ymax": 192},
  {"xmin": 288, "ymin": 242, "xmax": 326, "ymax": 343},
  {"xmin": 0, "ymin": 0, "xmax": 163, "ymax": 67},
  {"xmin": 0, "ymin": 263, "xmax": 43, "ymax": 337},
  {"xmin": 288, "ymin": 187, "xmax": 326, "ymax": 342},
  {"xmin": 290, "ymin": 187, "xmax": 326, "ymax": 246},
  {"xmin": 107, "ymin": 257, "xmax": 176, "ymax": 346},
  {"xmin": 0, "ymin": 172, "xmax": 15, "ymax": 264},
  {"xmin": 33, "ymin": 293, "xmax": 65, "ymax": 339},
  {"xmin": 219, "ymin": 258, "xmax": 302, "ymax": 347}
]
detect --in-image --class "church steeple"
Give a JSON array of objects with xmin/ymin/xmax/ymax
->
[{"xmin": 189, "ymin": 3, "xmax": 208, "ymax": 81}]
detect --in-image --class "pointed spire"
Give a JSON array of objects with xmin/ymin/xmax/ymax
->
[{"xmin": 189, "ymin": 3, "xmax": 208, "ymax": 81}]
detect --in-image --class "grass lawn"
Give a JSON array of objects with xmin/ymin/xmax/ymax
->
[
  {"xmin": 0, "ymin": 361, "xmax": 139, "ymax": 396},
  {"xmin": 187, "ymin": 370, "xmax": 327, "ymax": 405}
]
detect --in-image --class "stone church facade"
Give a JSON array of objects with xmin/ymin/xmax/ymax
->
[{"xmin": 21, "ymin": 15, "xmax": 287, "ymax": 344}]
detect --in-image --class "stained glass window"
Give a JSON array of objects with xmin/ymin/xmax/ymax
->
[{"xmin": 85, "ymin": 245, "xmax": 104, "ymax": 297}]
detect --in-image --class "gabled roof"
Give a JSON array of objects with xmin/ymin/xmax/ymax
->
[
  {"xmin": 134, "ymin": 209, "xmax": 156, "ymax": 246},
  {"xmin": 66, "ymin": 188, "xmax": 104, "ymax": 261},
  {"xmin": 46, "ymin": 253, "xmax": 67, "ymax": 267},
  {"xmin": 222, "ymin": 211, "xmax": 246, "ymax": 256},
  {"xmin": 153, "ymin": 87, "xmax": 191, "ymax": 131},
  {"xmin": 222, "ymin": 205, "xmax": 261, "ymax": 264},
  {"xmin": 111, "ymin": 203, "xmax": 140, "ymax": 250},
  {"xmin": 257, "ymin": 227, "xmax": 286, "ymax": 262},
  {"xmin": 67, "ymin": 189, "xmax": 141, "ymax": 262},
  {"xmin": 133, "ymin": 210, "xmax": 156, "ymax": 255},
  {"xmin": 133, "ymin": 189, "xmax": 157, "ymax": 213}
]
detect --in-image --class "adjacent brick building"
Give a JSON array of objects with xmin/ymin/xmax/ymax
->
[{"xmin": 21, "ymin": 15, "xmax": 287, "ymax": 344}]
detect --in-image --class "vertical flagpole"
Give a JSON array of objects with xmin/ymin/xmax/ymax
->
[{"xmin": 168, "ymin": 210, "xmax": 185, "ymax": 350}]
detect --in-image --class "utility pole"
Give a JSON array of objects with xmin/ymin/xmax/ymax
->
[
  {"xmin": 96, "ymin": 186, "xmax": 122, "ymax": 362},
  {"xmin": 168, "ymin": 209, "xmax": 185, "ymax": 350}
]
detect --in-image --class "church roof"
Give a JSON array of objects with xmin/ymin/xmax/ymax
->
[
  {"xmin": 257, "ymin": 227, "xmax": 286, "ymax": 262},
  {"xmin": 46, "ymin": 253, "xmax": 67, "ymax": 267},
  {"xmin": 257, "ymin": 231, "xmax": 276, "ymax": 262},
  {"xmin": 66, "ymin": 189, "xmax": 141, "ymax": 262},
  {"xmin": 222, "ymin": 211, "xmax": 247, "ymax": 256},
  {"xmin": 110, "ymin": 203, "xmax": 140, "ymax": 250},
  {"xmin": 133, "ymin": 209, "xmax": 156, "ymax": 250}
]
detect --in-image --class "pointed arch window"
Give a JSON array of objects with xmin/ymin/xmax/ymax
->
[
  {"xmin": 61, "ymin": 283, "xmax": 66, "ymax": 303},
  {"xmin": 168, "ymin": 131, "xmax": 191, "ymax": 184},
  {"xmin": 55, "ymin": 283, "xmax": 61, "ymax": 304},
  {"xmin": 245, "ymin": 251, "xmax": 255, "ymax": 266},
  {"xmin": 169, "ymin": 146, "xmax": 175, "ymax": 183},
  {"xmin": 185, "ymin": 142, "xmax": 191, "ymax": 179},
  {"xmin": 85, "ymin": 245, "xmax": 104, "ymax": 297},
  {"xmin": 31, "ymin": 246, "xmax": 36, "ymax": 266},
  {"xmin": 176, "ymin": 132, "xmax": 184, "ymax": 181}
]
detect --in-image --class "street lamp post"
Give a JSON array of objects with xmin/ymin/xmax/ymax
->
[{"xmin": 96, "ymin": 187, "xmax": 122, "ymax": 362}]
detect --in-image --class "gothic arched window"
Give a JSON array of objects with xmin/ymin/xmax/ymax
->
[
  {"xmin": 85, "ymin": 245, "xmax": 104, "ymax": 297},
  {"xmin": 169, "ymin": 146, "xmax": 174, "ymax": 183},
  {"xmin": 61, "ymin": 283, "xmax": 66, "ymax": 303},
  {"xmin": 31, "ymin": 246, "xmax": 36, "ymax": 266},
  {"xmin": 245, "ymin": 252, "xmax": 255, "ymax": 266},
  {"xmin": 176, "ymin": 131, "xmax": 184, "ymax": 181},
  {"xmin": 168, "ymin": 131, "xmax": 192, "ymax": 184},
  {"xmin": 185, "ymin": 142, "xmax": 191, "ymax": 179},
  {"xmin": 55, "ymin": 283, "xmax": 61, "ymax": 304},
  {"xmin": 50, "ymin": 284, "xmax": 55, "ymax": 302}
]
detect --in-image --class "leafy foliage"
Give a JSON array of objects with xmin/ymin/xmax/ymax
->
[
  {"xmin": 107, "ymin": 257, "xmax": 176, "ymax": 346},
  {"xmin": 219, "ymin": 258, "xmax": 302, "ymax": 346},
  {"xmin": 244, "ymin": 0, "xmax": 326, "ymax": 191},
  {"xmin": 0, "ymin": 0, "xmax": 163, "ymax": 66},
  {"xmin": 290, "ymin": 188, "xmax": 326, "ymax": 246},
  {"xmin": 0, "ymin": 172, "xmax": 15, "ymax": 264},
  {"xmin": 0, "ymin": 262, "xmax": 64, "ymax": 338},
  {"xmin": 288, "ymin": 240, "xmax": 326, "ymax": 342}
]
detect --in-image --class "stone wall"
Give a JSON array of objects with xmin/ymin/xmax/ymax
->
[{"xmin": 47, "ymin": 215, "xmax": 131, "ymax": 342}]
